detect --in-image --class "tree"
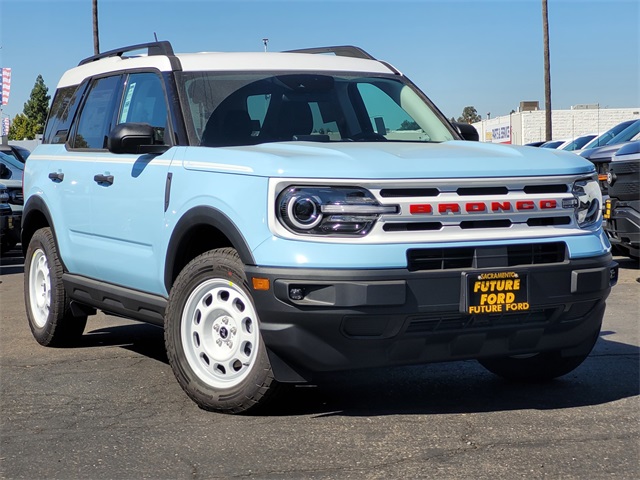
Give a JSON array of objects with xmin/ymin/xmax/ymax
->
[
  {"xmin": 9, "ymin": 75, "xmax": 51, "ymax": 140},
  {"xmin": 21, "ymin": 75, "xmax": 51, "ymax": 138},
  {"xmin": 457, "ymin": 106, "xmax": 481, "ymax": 124},
  {"xmin": 398, "ymin": 120, "xmax": 420, "ymax": 131},
  {"xmin": 8, "ymin": 113, "xmax": 31, "ymax": 140}
]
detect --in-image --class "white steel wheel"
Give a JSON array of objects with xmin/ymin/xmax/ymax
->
[
  {"xmin": 28, "ymin": 248, "xmax": 52, "ymax": 328},
  {"xmin": 165, "ymin": 248, "xmax": 280, "ymax": 414},
  {"xmin": 181, "ymin": 278, "xmax": 259, "ymax": 389},
  {"xmin": 24, "ymin": 227, "xmax": 87, "ymax": 346}
]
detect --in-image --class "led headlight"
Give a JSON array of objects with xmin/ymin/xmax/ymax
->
[
  {"xmin": 567, "ymin": 176, "xmax": 602, "ymax": 228},
  {"xmin": 277, "ymin": 186, "xmax": 398, "ymax": 236}
]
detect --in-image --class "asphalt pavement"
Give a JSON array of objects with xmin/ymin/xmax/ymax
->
[{"xmin": 1, "ymin": 246, "xmax": 638, "ymax": 479}]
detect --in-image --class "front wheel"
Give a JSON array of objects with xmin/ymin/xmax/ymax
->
[
  {"xmin": 164, "ymin": 248, "xmax": 280, "ymax": 413},
  {"xmin": 24, "ymin": 227, "xmax": 87, "ymax": 346},
  {"xmin": 478, "ymin": 330, "xmax": 600, "ymax": 382}
]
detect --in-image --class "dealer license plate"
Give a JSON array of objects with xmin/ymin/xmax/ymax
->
[{"xmin": 465, "ymin": 271, "xmax": 529, "ymax": 314}]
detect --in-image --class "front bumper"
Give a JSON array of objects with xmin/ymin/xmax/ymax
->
[
  {"xmin": 604, "ymin": 198, "xmax": 640, "ymax": 254},
  {"xmin": 246, "ymin": 253, "xmax": 618, "ymax": 382}
]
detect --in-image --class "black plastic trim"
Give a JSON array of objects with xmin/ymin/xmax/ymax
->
[
  {"xmin": 164, "ymin": 206, "xmax": 255, "ymax": 292},
  {"xmin": 62, "ymin": 274, "xmax": 167, "ymax": 326}
]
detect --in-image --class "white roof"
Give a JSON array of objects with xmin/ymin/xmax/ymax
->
[{"xmin": 58, "ymin": 51, "xmax": 395, "ymax": 88}]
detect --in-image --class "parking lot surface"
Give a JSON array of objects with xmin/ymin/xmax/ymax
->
[{"xmin": 1, "ymin": 248, "xmax": 638, "ymax": 479}]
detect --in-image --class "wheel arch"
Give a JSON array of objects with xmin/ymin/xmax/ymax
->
[
  {"xmin": 21, "ymin": 196, "xmax": 57, "ymax": 258},
  {"xmin": 164, "ymin": 206, "xmax": 255, "ymax": 293}
]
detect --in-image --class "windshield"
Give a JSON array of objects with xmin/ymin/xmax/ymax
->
[
  {"xmin": 177, "ymin": 72, "xmax": 456, "ymax": 147},
  {"xmin": 582, "ymin": 120, "xmax": 635, "ymax": 150},
  {"xmin": 605, "ymin": 120, "xmax": 640, "ymax": 145}
]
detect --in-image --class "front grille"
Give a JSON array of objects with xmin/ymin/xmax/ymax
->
[
  {"xmin": 407, "ymin": 242, "xmax": 566, "ymax": 271},
  {"xmin": 405, "ymin": 308, "xmax": 556, "ymax": 334}
]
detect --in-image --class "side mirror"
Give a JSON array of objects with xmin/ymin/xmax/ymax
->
[
  {"xmin": 107, "ymin": 122, "xmax": 169, "ymax": 154},
  {"xmin": 454, "ymin": 122, "xmax": 479, "ymax": 142}
]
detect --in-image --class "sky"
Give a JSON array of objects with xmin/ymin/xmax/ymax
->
[{"xmin": 0, "ymin": 0, "xmax": 638, "ymax": 124}]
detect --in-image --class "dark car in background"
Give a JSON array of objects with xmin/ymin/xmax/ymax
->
[
  {"xmin": 0, "ymin": 144, "xmax": 31, "ymax": 164},
  {"xmin": 579, "ymin": 120, "xmax": 640, "ymax": 197},
  {"xmin": 0, "ymin": 152, "xmax": 24, "ymax": 253},
  {"xmin": 578, "ymin": 119, "xmax": 638, "ymax": 153},
  {"xmin": 0, "ymin": 183, "xmax": 15, "ymax": 255},
  {"xmin": 603, "ymin": 142, "xmax": 640, "ymax": 259}
]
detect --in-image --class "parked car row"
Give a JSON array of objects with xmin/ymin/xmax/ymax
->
[
  {"xmin": 0, "ymin": 149, "xmax": 26, "ymax": 255},
  {"xmin": 525, "ymin": 119, "xmax": 640, "ymax": 260}
]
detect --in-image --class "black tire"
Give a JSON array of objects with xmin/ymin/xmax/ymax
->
[
  {"xmin": 164, "ymin": 248, "xmax": 280, "ymax": 414},
  {"xmin": 24, "ymin": 227, "xmax": 87, "ymax": 346},
  {"xmin": 478, "ymin": 330, "xmax": 600, "ymax": 382}
]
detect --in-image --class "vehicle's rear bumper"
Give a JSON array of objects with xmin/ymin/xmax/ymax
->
[{"xmin": 246, "ymin": 254, "xmax": 618, "ymax": 382}]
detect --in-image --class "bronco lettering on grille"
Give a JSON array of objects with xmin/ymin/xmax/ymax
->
[{"xmin": 409, "ymin": 199, "xmax": 559, "ymax": 215}]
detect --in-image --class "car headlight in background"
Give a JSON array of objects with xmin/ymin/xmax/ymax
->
[
  {"xmin": 277, "ymin": 186, "xmax": 398, "ymax": 236},
  {"xmin": 563, "ymin": 176, "xmax": 601, "ymax": 228}
]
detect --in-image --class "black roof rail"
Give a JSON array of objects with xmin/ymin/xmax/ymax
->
[
  {"xmin": 284, "ymin": 45, "xmax": 376, "ymax": 60},
  {"xmin": 78, "ymin": 41, "xmax": 175, "ymax": 66}
]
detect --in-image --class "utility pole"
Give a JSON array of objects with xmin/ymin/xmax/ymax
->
[
  {"xmin": 93, "ymin": 0, "xmax": 100, "ymax": 55},
  {"xmin": 542, "ymin": 0, "xmax": 552, "ymax": 141}
]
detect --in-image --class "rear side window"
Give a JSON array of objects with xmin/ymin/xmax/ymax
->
[
  {"xmin": 43, "ymin": 85, "xmax": 85, "ymax": 145},
  {"xmin": 70, "ymin": 75, "xmax": 122, "ymax": 149}
]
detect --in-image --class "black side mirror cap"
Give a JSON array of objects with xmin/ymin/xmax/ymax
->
[
  {"xmin": 107, "ymin": 122, "xmax": 169, "ymax": 154},
  {"xmin": 454, "ymin": 122, "xmax": 480, "ymax": 141}
]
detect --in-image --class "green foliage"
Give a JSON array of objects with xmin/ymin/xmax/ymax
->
[
  {"xmin": 8, "ymin": 113, "xmax": 32, "ymax": 140},
  {"xmin": 9, "ymin": 75, "xmax": 51, "ymax": 140},
  {"xmin": 457, "ymin": 106, "xmax": 481, "ymax": 124},
  {"xmin": 398, "ymin": 120, "xmax": 420, "ymax": 131}
]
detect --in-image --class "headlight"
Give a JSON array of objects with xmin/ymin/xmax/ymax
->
[
  {"xmin": 564, "ymin": 176, "xmax": 601, "ymax": 228},
  {"xmin": 277, "ymin": 186, "xmax": 398, "ymax": 236}
]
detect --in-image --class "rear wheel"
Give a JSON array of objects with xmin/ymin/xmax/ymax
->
[
  {"xmin": 165, "ymin": 248, "xmax": 280, "ymax": 413},
  {"xmin": 24, "ymin": 228, "xmax": 87, "ymax": 346}
]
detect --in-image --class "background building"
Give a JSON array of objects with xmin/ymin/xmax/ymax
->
[{"xmin": 472, "ymin": 103, "xmax": 640, "ymax": 145}]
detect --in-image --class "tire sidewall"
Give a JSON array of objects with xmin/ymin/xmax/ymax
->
[
  {"xmin": 24, "ymin": 228, "xmax": 65, "ymax": 345},
  {"xmin": 165, "ymin": 249, "xmax": 273, "ymax": 412}
]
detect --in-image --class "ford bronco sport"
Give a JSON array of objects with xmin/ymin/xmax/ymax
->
[{"xmin": 23, "ymin": 41, "xmax": 618, "ymax": 413}]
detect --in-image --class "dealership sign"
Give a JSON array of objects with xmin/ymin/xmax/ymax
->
[{"xmin": 491, "ymin": 122, "xmax": 511, "ymax": 144}]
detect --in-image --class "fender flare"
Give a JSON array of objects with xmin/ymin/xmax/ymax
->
[
  {"xmin": 21, "ymin": 196, "xmax": 58, "ymax": 257},
  {"xmin": 164, "ymin": 206, "xmax": 256, "ymax": 292}
]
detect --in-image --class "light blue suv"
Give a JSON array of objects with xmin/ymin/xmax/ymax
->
[{"xmin": 23, "ymin": 41, "xmax": 618, "ymax": 413}]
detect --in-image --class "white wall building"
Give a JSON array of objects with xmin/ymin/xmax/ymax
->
[{"xmin": 472, "ymin": 106, "xmax": 640, "ymax": 145}]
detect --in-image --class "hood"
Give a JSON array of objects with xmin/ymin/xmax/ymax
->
[{"xmin": 183, "ymin": 140, "xmax": 596, "ymax": 179}]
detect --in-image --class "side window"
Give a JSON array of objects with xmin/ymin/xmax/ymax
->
[
  {"xmin": 118, "ymin": 73, "xmax": 169, "ymax": 143},
  {"xmin": 71, "ymin": 75, "xmax": 122, "ymax": 149},
  {"xmin": 43, "ymin": 84, "xmax": 85, "ymax": 145}
]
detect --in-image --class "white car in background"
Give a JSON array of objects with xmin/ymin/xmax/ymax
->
[{"xmin": 558, "ymin": 134, "xmax": 597, "ymax": 152}]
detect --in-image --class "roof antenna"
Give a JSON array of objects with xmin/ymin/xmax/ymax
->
[
  {"xmin": 154, "ymin": 32, "xmax": 159, "ymax": 42},
  {"xmin": 262, "ymin": 38, "xmax": 269, "ymax": 52}
]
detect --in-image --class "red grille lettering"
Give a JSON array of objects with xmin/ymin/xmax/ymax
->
[
  {"xmin": 540, "ymin": 199, "xmax": 557, "ymax": 209},
  {"xmin": 516, "ymin": 200, "xmax": 535, "ymax": 210},
  {"xmin": 438, "ymin": 203, "xmax": 460, "ymax": 214},
  {"xmin": 466, "ymin": 202, "xmax": 486, "ymax": 212},
  {"xmin": 410, "ymin": 204, "xmax": 432, "ymax": 214},
  {"xmin": 491, "ymin": 201, "xmax": 511, "ymax": 212}
]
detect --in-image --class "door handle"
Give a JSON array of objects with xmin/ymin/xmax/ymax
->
[
  {"xmin": 48, "ymin": 172, "xmax": 64, "ymax": 182},
  {"xmin": 94, "ymin": 174, "xmax": 114, "ymax": 185}
]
